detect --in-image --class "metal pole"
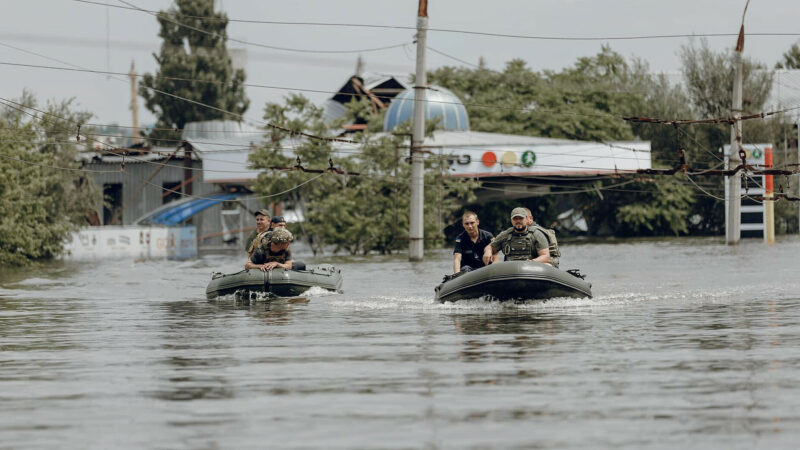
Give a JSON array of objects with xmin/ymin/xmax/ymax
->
[
  {"xmin": 765, "ymin": 146, "xmax": 775, "ymax": 244},
  {"xmin": 409, "ymin": 0, "xmax": 428, "ymax": 261},
  {"xmin": 129, "ymin": 61, "xmax": 139, "ymax": 145},
  {"xmin": 725, "ymin": 24, "xmax": 745, "ymax": 245}
]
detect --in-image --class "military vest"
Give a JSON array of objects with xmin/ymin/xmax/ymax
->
[
  {"xmin": 530, "ymin": 225, "xmax": 561, "ymax": 259},
  {"xmin": 502, "ymin": 231, "xmax": 536, "ymax": 261},
  {"xmin": 247, "ymin": 230, "xmax": 273, "ymax": 257}
]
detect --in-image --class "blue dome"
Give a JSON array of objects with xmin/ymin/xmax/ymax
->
[{"xmin": 383, "ymin": 86, "xmax": 470, "ymax": 132}]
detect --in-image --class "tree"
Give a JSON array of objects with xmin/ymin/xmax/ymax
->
[
  {"xmin": 0, "ymin": 91, "xmax": 98, "ymax": 266},
  {"xmin": 428, "ymin": 48, "xmax": 643, "ymax": 142},
  {"xmin": 249, "ymin": 95, "xmax": 478, "ymax": 255},
  {"xmin": 430, "ymin": 47, "xmax": 699, "ymax": 236},
  {"xmin": 677, "ymin": 40, "xmax": 777, "ymax": 234},
  {"xmin": 776, "ymin": 42, "xmax": 800, "ymax": 69},
  {"xmin": 140, "ymin": 0, "xmax": 248, "ymax": 144}
]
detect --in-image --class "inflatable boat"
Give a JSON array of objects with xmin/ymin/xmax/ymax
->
[
  {"xmin": 434, "ymin": 261, "xmax": 592, "ymax": 303},
  {"xmin": 206, "ymin": 264, "xmax": 342, "ymax": 299}
]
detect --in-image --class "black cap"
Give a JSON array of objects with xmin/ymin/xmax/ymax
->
[
  {"xmin": 254, "ymin": 209, "xmax": 270, "ymax": 217},
  {"xmin": 270, "ymin": 216, "xmax": 285, "ymax": 224}
]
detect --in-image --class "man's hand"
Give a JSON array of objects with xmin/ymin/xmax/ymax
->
[
  {"xmin": 263, "ymin": 261, "xmax": 281, "ymax": 271},
  {"xmin": 482, "ymin": 248, "xmax": 493, "ymax": 265}
]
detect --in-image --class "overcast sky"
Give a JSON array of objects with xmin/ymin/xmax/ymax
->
[{"xmin": 1, "ymin": 0, "xmax": 799, "ymax": 128}]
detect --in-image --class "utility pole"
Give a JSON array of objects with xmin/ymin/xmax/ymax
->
[
  {"xmin": 409, "ymin": 0, "xmax": 428, "ymax": 261},
  {"xmin": 725, "ymin": 16, "xmax": 745, "ymax": 245},
  {"xmin": 129, "ymin": 61, "xmax": 140, "ymax": 145}
]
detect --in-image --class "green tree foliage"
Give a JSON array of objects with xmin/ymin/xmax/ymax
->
[
  {"xmin": 429, "ymin": 47, "xmax": 640, "ymax": 142},
  {"xmin": 249, "ymin": 95, "xmax": 478, "ymax": 255},
  {"xmin": 0, "ymin": 91, "xmax": 98, "ymax": 266},
  {"xmin": 140, "ymin": 0, "xmax": 248, "ymax": 144},
  {"xmin": 775, "ymin": 42, "xmax": 800, "ymax": 69},
  {"xmin": 430, "ymin": 47, "xmax": 698, "ymax": 236},
  {"xmin": 677, "ymin": 40, "xmax": 780, "ymax": 234},
  {"xmin": 681, "ymin": 40, "xmax": 773, "ymax": 119}
]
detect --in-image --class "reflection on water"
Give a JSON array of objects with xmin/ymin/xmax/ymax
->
[{"xmin": 1, "ymin": 238, "xmax": 800, "ymax": 448}]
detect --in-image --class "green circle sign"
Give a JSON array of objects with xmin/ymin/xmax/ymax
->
[{"xmin": 521, "ymin": 150, "xmax": 536, "ymax": 167}]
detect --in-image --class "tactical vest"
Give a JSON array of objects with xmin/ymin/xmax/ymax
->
[
  {"xmin": 247, "ymin": 230, "xmax": 272, "ymax": 257},
  {"xmin": 502, "ymin": 231, "xmax": 536, "ymax": 261},
  {"xmin": 530, "ymin": 225, "xmax": 561, "ymax": 258}
]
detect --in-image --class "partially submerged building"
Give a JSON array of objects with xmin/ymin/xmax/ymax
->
[{"xmin": 73, "ymin": 64, "xmax": 650, "ymax": 258}]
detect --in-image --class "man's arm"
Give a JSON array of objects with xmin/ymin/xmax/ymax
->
[
  {"xmin": 531, "ymin": 230, "xmax": 550, "ymax": 264},
  {"xmin": 264, "ymin": 260, "xmax": 292, "ymax": 270},
  {"xmin": 245, "ymin": 258, "xmax": 266, "ymax": 271},
  {"xmin": 482, "ymin": 243, "xmax": 499, "ymax": 265},
  {"xmin": 483, "ymin": 230, "xmax": 506, "ymax": 264},
  {"xmin": 532, "ymin": 247, "xmax": 551, "ymax": 264},
  {"xmin": 453, "ymin": 253, "xmax": 462, "ymax": 274}
]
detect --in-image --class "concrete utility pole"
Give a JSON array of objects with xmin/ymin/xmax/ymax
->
[
  {"xmin": 129, "ymin": 61, "xmax": 140, "ymax": 145},
  {"xmin": 409, "ymin": 0, "xmax": 428, "ymax": 261},
  {"xmin": 725, "ymin": 16, "xmax": 746, "ymax": 245}
]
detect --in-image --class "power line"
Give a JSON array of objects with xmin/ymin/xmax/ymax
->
[
  {"xmin": 73, "ymin": 0, "xmax": 800, "ymax": 42},
  {"xmin": 113, "ymin": 0, "xmax": 411, "ymax": 55},
  {"xmin": 0, "ymin": 42, "xmax": 361, "ymax": 145},
  {"xmin": 5, "ymin": 56, "xmax": 799, "ymax": 130}
]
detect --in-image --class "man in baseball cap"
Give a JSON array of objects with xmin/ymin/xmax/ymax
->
[
  {"xmin": 246, "ymin": 228, "xmax": 294, "ymax": 272},
  {"xmin": 245, "ymin": 209, "xmax": 271, "ymax": 254},
  {"xmin": 483, "ymin": 206, "xmax": 551, "ymax": 266},
  {"xmin": 270, "ymin": 216, "xmax": 286, "ymax": 228}
]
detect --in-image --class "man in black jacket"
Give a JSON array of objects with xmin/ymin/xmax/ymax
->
[{"xmin": 453, "ymin": 211, "xmax": 497, "ymax": 273}]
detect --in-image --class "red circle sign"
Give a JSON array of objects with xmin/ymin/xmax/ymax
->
[{"xmin": 481, "ymin": 151, "xmax": 497, "ymax": 167}]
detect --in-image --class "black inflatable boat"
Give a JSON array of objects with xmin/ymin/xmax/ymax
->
[
  {"xmin": 435, "ymin": 261, "xmax": 592, "ymax": 302},
  {"xmin": 206, "ymin": 264, "xmax": 342, "ymax": 299}
]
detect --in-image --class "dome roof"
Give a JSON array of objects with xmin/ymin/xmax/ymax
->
[{"xmin": 383, "ymin": 86, "xmax": 469, "ymax": 132}]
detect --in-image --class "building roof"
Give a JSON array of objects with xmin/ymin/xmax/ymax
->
[
  {"xmin": 383, "ymin": 86, "xmax": 470, "ymax": 132},
  {"xmin": 181, "ymin": 120, "xmax": 265, "ymax": 184}
]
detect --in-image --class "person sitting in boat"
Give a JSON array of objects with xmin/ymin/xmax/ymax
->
[
  {"xmin": 270, "ymin": 215, "xmax": 287, "ymax": 230},
  {"xmin": 245, "ymin": 209, "xmax": 270, "ymax": 256},
  {"xmin": 482, "ymin": 207, "xmax": 552, "ymax": 267},
  {"xmin": 245, "ymin": 228, "xmax": 294, "ymax": 272},
  {"xmin": 453, "ymin": 211, "xmax": 497, "ymax": 274},
  {"xmin": 524, "ymin": 207, "xmax": 560, "ymax": 268}
]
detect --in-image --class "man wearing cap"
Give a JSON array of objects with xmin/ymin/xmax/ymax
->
[
  {"xmin": 245, "ymin": 209, "xmax": 270, "ymax": 254},
  {"xmin": 482, "ymin": 207, "xmax": 551, "ymax": 266},
  {"xmin": 245, "ymin": 228, "xmax": 294, "ymax": 272},
  {"xmin": 453, "ymin": 211, "xmax": 497, "ymax": 274},
  {"xmin": 270, "ymin": 215, "xmax": 286, "ymax": 229}
]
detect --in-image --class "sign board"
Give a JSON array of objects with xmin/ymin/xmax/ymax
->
[
  {"xmin": 724, "ymin": 143, "xmax": 771, "ymax": 240},
  {"xmin": 439, "ymin": 141, "xmax": 651, "ymax": 177}
]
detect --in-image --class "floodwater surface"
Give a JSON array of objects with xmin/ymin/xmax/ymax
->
[{"xmin": 1, "ymin": 237, "xmax": 799, "ymax": 449}]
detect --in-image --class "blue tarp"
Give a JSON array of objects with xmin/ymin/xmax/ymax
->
[{"xmin": 147, "ymin": 193, "xmax": 240, "ymax": 226}]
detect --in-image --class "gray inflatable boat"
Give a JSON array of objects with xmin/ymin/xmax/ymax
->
[
  {"xmin": 435, "ymin": 261, "xmax": 592, "ymax": 303},
  {"xmin": 206, "ymin": 264, "xmax": 342, "ymax": 299}
]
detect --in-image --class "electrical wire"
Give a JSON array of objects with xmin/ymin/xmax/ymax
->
[
  {"xmin": 114, "ymin": 0, "xmax": 411, "ymax": 54},
  {"xmin": 73, "ymin": 0, "xmax": 800, "ymax": 42}
]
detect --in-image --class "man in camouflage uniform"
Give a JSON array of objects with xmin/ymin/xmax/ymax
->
[
  {"xmin": 245, "ymin": 209, "xmax": 270, "ymax": 255},
  {"xmin": 482, "ymin": 207, "xmax": 553, "ymax": 266},
  {"xmin": 245, "ymin": 228, "xmax": 294, "ymax": 272}
]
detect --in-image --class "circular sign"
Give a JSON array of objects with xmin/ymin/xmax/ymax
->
[
  {"xmin": 752, "ymin": 148, "xmax": 763, "ymax": 159},
  {"xmin": 481, "ymin": 151, "xmax": 497, "ymax": 167},
  {"xmin": 501, "ymin": 151, "xmax": 517, "ymax": 166},
  {"xmin": 521, "ymin": 150, "xmax": 536, "ymax": 167}
]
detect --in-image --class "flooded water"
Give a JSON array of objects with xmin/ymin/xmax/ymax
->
[{"xmin": 2, "ymin": 237, "xmax": 800, "ymax": 449}]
